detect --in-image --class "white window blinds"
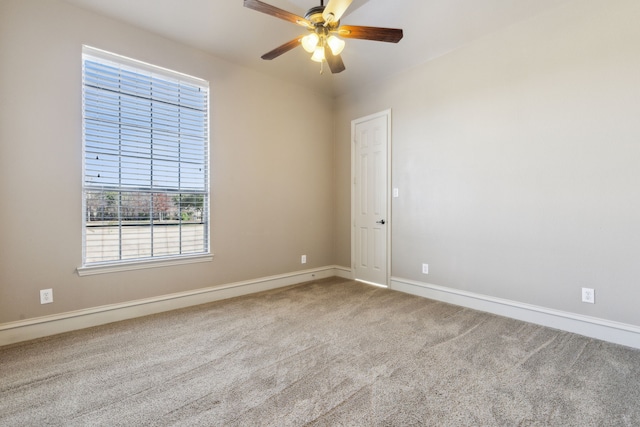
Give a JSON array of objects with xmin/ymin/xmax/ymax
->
[{"xmin": 82, "ymin": 46, "xmax": 209, "ymax": 266}]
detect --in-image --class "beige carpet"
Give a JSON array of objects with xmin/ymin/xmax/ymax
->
[{"xmin": 1, "ymin": 277, "xmax": 639, "ymax": 426}]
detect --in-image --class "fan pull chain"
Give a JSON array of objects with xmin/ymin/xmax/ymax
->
[{"xmin": 320, "ymin": 61, "xmax": 324, "ymax": 75}]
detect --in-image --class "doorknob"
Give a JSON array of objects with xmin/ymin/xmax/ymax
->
[{"xmin": 376, "ymin": 219, "xmax": 386, "ymax": 224}]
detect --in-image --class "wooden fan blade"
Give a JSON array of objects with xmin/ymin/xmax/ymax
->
[
  {"xmin": 261, "ymin": 37, "xmax": 302, "ymax": 60},
  {"xmin": 243, "ymin": 0, "xmax": 310, "ymax": 27},
  {"xmin": 323, "ymin": 0, "xmax": 353, "ymax": 23},
  {"xmin": 336, "ymin": 25, "xmax": 404, "ymax": 43},
  {"xmin": 324, "ymin": 46, "xmax": 346, "ymax": 74}
]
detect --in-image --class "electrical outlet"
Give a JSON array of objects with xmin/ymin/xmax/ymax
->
[
  {"xmin": 393, "ymin": 188, "xmax": 399, "ymax": 198},
  {"xmin": 301, "ymin": 255, "xmax": 307, "ymax": 264},
  {"xmin": 40, "ymin": 289, "xmax": 53, "ymax": 304},
  {"xmin": 582, "ymin": 287, "xmax": 595, "ymax": 304},
  {"xmin": 422, "ymin": 263, "xmax": 429, "ymax": 274}
]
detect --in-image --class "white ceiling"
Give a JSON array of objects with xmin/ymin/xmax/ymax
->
[{"xmin": 62, "ymin": 0, "xmax": 573, "ymax": 97}]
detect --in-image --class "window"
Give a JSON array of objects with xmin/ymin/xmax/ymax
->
[{"xmin": 80, "ymin": 46, "xmax": 210, "ymax": 274}]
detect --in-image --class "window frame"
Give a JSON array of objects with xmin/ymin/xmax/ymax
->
[{"xmin": 77, "ymin": 46, "xmax": 212, "ymax": 276}]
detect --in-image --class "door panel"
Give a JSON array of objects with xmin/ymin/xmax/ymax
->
[
  {"xmin": 358, "ymin": 227, "xmax": 368, "ymax": 268},
  {"xmin": 353, "ymin": 111, "xmax": 389, "ymax": 286}
]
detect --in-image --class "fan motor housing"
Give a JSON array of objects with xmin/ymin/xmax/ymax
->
[{"xmin": 305, "ymin": 6, "xmax": 340, "ymax": 28}]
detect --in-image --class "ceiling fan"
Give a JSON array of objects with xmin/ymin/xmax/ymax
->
[{"xmin": 243, "ymin": 0, "xmax": 403, "ymax": 74}]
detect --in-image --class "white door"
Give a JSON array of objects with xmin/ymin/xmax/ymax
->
[{"xmin": 352, "ymin": 110, "xmax": 390, "ymax": 286}]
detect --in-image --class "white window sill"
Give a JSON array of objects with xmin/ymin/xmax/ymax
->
[{"xmin": 77, "ymin": 254, "xmax": 213, "ymax": 276}]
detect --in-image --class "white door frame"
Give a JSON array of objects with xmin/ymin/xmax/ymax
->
[{"xmin": 351, "ymin": 109, "xmax": 392, "ymax": 287}]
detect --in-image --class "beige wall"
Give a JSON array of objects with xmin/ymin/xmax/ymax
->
[
  {"xmin": 335, "ymin": 0, "xmax": 640, "ymax": 326},
  {"xmin": 3, "ymin": 0, "xmax": 640, "ymax": 334},
  {"xmin": 0, "ymin": 0, "xmax": 334, "ymax": 323}
]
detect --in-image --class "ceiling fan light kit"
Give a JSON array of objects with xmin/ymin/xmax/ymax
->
[{"xmin": 243, "ymin": 0, "xmax": 403, "ymax": 74}]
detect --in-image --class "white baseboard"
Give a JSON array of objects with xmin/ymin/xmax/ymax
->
[
  {"xmin": 391, "ymin": 277, "xmax": 640, "ymax": 350},
  {"xmin": 0, "ymin": 266, "xmax": 350, "ymax": 347},
  {"xmin": 333, "ymin": 265, "xmax": 354, "ymax": 280},
  {"xmin": 14, "ymin": 271, "xmax": 634, "ymax": 351}
]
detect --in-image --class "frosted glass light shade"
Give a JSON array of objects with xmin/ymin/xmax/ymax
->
[
  {"xmin": 327, "ymin": 35, "xmax": 345, "ymax": 55},
  {"xmin": 301, "ymin": 33, "xmax": 320, "ymax": 53},
  {"xmin": 311, "ymin": 46, "xmax": 325, "ymax": 62}
]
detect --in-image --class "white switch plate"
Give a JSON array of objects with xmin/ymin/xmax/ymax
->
[
  {"xmin": 422, "ymin": 263, "xmax": 429, "ymax": 274},
  {"xmin": 40, "ymin": 289, "xmax": 53, "ymax": 304},
  {"xmin": 301, "ymin": 255, "xmax": 307, "ymax": 264},
  {"xmin": 582, "ymin": 287, "xmax": 595, "ymax": 304},
  {"xmin": 393, "ymin": 188, "xmax": 399, "ymax": 198}
]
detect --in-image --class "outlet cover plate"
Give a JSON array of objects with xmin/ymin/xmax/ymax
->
[
  {"xmin": 422, "ymin": 263, "xmax": 429, "ymax": 274},
  {"xmin": 301, "ymin": 255, "xmax": 307, "ymax": 264},
  {"xmin": 582, "ymin": 287, "xmax": 595, "ymax": 304},
  {"xmin": 40, "ymin": 289, "xmax": 53, "ymax": 304}
]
